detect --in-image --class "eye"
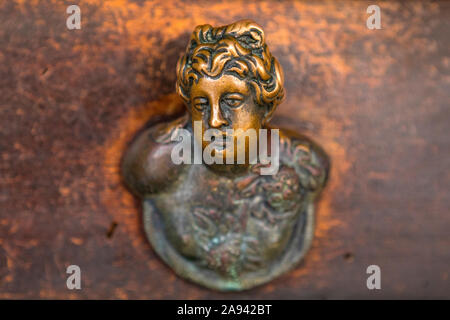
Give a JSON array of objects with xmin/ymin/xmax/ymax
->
[
  {"xmin": 193, "ymin": 97, "xmax": 208, "ymax": 112},
  {"xmin": 222, "ymin": 93, "xmax": 244, "ymax": 109}
]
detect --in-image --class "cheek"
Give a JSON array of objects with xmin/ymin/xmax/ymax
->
[
  {"xmin": 190, "ymin": 111, "xmax": 201, "ymax": 121},
  {"xmin": 230, "ymin": 104, "xmax": 263, "ymax": 131},
  {"xmin": 190, "ymin": 109, "xmax": 205, "ymax": 125}
]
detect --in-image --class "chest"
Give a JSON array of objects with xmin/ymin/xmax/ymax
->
[{"xmin": 150, "ymin": 164, "xmax": 305, "ymax": 276}]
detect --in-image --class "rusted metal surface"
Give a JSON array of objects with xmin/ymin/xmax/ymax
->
[{"xmin": 0, "ymin": 0, "xmax": 449, "ymax": 298}]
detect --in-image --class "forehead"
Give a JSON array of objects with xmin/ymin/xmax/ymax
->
[{"xmin": 190, "ymin": 74, "xmax": 249, "ymax": 98}]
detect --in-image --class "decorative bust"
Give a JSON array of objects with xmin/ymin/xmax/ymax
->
[{"xmin": 122, "ymin": 20, "xmax": 329, "ymax": 291}]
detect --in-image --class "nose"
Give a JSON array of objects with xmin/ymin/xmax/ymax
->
[{"xmin": 209, "ymin": 102, "xmax": 228, "ymax": 128}]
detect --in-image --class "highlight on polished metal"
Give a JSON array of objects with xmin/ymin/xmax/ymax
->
[{"xmin": 122, "ymin": 20, "xmax": 329, "ymax": 291}]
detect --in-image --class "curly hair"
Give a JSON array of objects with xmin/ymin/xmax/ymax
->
[{"xmin": 176, "ymin": 20, "xmax": 284, "ymax": 121}]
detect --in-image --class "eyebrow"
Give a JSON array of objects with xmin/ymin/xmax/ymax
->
[
  {"xmin": 193, "ymin": 97, "xmax": 208, "ymax": 102},
  {"xmin": 224, "ymin": 92, "xmax": 244, "ymax": 98}
]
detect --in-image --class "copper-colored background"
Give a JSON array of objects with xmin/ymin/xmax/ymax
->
[{"xmin": 0, "ymin": 0, "xmax": 449, "ymax": 299}]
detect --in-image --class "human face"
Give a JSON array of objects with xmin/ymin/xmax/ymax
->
[{"xmin": 189, "ymin": 74, "xmax": 265, "ymax": 165}]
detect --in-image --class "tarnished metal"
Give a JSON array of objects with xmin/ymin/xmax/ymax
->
[{"xmin": 122, "ymin": 20, "xmax": 329, "ymax": 291}]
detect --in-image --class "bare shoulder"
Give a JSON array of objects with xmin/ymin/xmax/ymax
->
[
  {"xmin": 121, "ymin": 114, "xmax": 189, "ymax": 197},
  {"xmin": 148, "ymin": 113, "xmax": 190, "ymax": 144},
  {"xmin": 277, "ymin": 127, "xmax": 330, "ymax": 194}
]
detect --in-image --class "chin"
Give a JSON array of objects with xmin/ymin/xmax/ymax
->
[{"xmin": 205, "ymin": 162, "xmax": 250, "ymax": 176}]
